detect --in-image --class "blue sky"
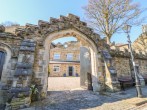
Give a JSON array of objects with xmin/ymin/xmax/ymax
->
[{"xmin": 0, "ymin": 0, "xmax": 147, "ymax": 44}]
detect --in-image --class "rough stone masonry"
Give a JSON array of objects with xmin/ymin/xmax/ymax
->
[{"xmin": 0, "ymin": 14, "xmax": 147, "ymax": 109}]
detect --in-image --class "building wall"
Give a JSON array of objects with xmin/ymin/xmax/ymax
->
[
  {"xmin": 135, "ymin": 59, "xmax": 147, "ymax": 74},
  {"xmin": 49, "ymin": 41, "xmax": 80, "ymax": 77},
  {"xmin": 112, "ymin": 57, "xmax": 131, "ymax": 77},
  {"xmin": 49, "ymin": 63, "xmax": 80, "ymax": 77},
  {"xmin": 112, "ymin": 57, "xmax": 147, "ymax": 77},
  {"xmin": 49, "ymin": 48, "xmax": 80, "ymax": 61}
]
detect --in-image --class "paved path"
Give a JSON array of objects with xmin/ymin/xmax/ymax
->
[
  {"xmin": 23, "ymin": 86, "xmax": 147, "ymax": 110},
  {"xmin": 48, "ymin": 77, "xmax": 80, "ymax": 91}
]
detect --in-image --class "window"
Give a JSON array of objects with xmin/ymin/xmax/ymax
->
[
  {"xmin": 67, "ymin": 53, "xmax": 73, "ymax": 60},
  {"xmin": 54, "ymin": 53, "xmax": 60, "ymax": 59},
  {"xmin": 53, "ymin": 65, "xmax": 60, "ymax": 72}
]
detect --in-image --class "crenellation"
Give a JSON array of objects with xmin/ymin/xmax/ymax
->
[
  {"xmin": 26, "ymin": 23, "xmax": 39, "ymax": 29},
  {"xmin": 49, "ymin": 17, "xmax": 60, "ymax": 24},
  {"xmin": 68, "ymin": 13, "xmax": 80, "ymax": 21},
  {"xmin": 78, "ymin": 21, "xmax": 87, "ymax": 26},
  {"xmin": 59, "ymin": 15, "xmax": 70, "ymax": 22}
]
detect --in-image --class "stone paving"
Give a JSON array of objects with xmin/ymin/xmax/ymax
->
[
  {"xmin": 48, "ymin": 77, "xmax": 80, "ymax": 91},
  {"xmin": 22, "ymin": 86, "xmax": 147, "ymax": 110}
]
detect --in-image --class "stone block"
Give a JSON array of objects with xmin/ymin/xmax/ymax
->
[
  {"xmin": 7, "ymin": 80, "xmax": 13, "ymax": 85},
  {"xmin": 68, "ymin": 13, "xmax": 80, "ymax": 21},
  {"xmin": 10, "ymin": 70, "xmax": 15, "ymax": 76},
  {"xmin": 16, "ymin": 62, "xmax": 33, "ymax": 69},
  {"xmin": 0, "ymin": 25, "xmax": 5, "ymax": 32},
  {"xmin": 16, "ymin": 84, "xmax": 23, "ymax": 88},
  {"xmin": 34, "ymin": 78, "xmax": 41, "ymax": 85},
  {"xmin": 15, "ymin": 68, "xmax": 32, "ymax": 76}
]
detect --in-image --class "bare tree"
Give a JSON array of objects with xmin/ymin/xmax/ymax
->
[
  {"xmin": 0, "ymin": 21, "xmax": 20, "ymax": 27},
  {"xmin": 84, "ymin": 0, "xmax": 145, "ymax": 44}
]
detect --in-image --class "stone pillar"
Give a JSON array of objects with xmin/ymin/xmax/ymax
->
[
  {"xmin": 7, "ymin": 39, "xmax": 36, "ymax": 109},
  {"xmin": 135, "ymin": 65, "xmax": 145, "ymax": 86},
  {"xmin": 33, "ymin": 44, "xmax": 48, "ymax": 99},
  {"xmin": 102, "ymin": 50, "xmax": 120, "ymax": 92},
  {"xmin": 80, "ymin": 47, "xmax": 92, "ymax": 90}
]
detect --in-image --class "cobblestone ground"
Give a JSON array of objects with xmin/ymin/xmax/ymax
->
[{"xmin": 22, "ymin": 87, "xmax": 147, "ymax": 110}]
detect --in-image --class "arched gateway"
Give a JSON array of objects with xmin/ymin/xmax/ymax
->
[
  {"xmin": 45, "ymin": 29, "xmax": 100, "ymax": 91},
  {"xmin": 30, "ymin": 14, "xmax": 103, "ymax": 94},
  {"xmin": 14, "ymin": 14, "xmax": 106, "ymax": 96},
  {"xmin": 0, "ymin": 14, "xmax": 120, "ymax": 108}
]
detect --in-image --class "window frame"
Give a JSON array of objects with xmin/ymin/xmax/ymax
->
[
  {"xmin": 66, "ymin": 53, "xmax": 73, "ymax": 60},
  {"xmin": 53, "ymin": 53, "xmax": 60, "ymax": 60},
  {"xmin": 53, "ymin": 65, "xmax": 60, "ymax": 72}
]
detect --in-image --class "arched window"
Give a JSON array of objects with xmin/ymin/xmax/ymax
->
[{"xmin": 0, "ymin": 51, "xmax": 5, "ymax": 80}]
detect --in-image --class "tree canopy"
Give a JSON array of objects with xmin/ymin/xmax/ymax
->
[{"xmin": 84, "ymin": 0, "xmax": 145, "ymax": 44}]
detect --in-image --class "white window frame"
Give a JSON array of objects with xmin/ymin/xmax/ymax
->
[
  {"xmin": 66, "ymin": 53, "xmax": 73, "ymax": 60},
  {"xmin": 53, "ymin": 65, "xmax": 60, "ymax": 72},
  {"xmin": 53, "ymin": 53, "xmax": 60, "ymax": 60}
]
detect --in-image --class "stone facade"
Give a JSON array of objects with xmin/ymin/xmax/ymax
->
[
  {"xmin": 109, "ymin": 26, "xmax": 147, "ymax": 78},
  {"xmin": 49, "ymin": 63, "xmax": 80, "ymax": 77},
  {"xmin": 2, "ymin": 13, "xmax": 147, "ymax": 109},
  {"xmin": 49, "ymin": 41, "xmax": 80, "ymax": 77},
  {"xmin": 0, "ymin": 14, "xmax": 110, "ymax": 109}
]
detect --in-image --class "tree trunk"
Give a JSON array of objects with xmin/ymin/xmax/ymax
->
[{"xmin": 106, "ymin": 36, "xmax": 111, "ymax": 45}]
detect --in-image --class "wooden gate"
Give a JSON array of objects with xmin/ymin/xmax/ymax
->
[{"xmin": 0, "ymin": 51, "xmax": 5, "ymax": 80}]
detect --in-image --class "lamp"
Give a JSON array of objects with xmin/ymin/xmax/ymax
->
[
  {"xmin": 123, "ymin": 24, "xmax": 132, "ymax": 33},
  {"xmin": 123, "ymin": 24, "xmax": 143, "ymax": 98}
]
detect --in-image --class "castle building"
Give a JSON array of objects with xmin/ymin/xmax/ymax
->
[{"xmin": 49, "ymin": 41, "xmax": 80, "ymax": 77}]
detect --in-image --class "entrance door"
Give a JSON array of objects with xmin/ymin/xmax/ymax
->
[
  {"xmin": 0, "ymin": 51, "xmax": 5, "ymax": 80},
  {"xmin": 68, "ymin": 66, "xmax": 73, "ymax": 76}
]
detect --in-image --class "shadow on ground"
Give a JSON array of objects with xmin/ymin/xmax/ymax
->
[{"xmin": 29, "ymin": 86, "xmax": 147, "ymax": 110}]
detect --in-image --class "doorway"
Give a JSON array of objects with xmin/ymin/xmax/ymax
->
[
  {"xmin": 69, "ymin": 66, "xmax": 73, "ymax": 76},
  {"xmin": 0, "ymin": 51, "xmax": 5, "ymax": 80}
]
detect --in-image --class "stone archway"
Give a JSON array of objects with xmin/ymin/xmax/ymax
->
[
  {"xmin": 0, "ymin": 14, "xmax": 122, "ymax": 109},
  {"xmin": 44, "ymin": 29, "xmax": 100, "ymax": 92},
  {"xmin": 15, "ymin": 14, "xmax": 106, "ymax": 97}
]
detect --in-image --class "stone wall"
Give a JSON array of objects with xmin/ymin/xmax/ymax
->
[
  {"xmin": 112, "ymin": 57, "xmax": 131, "ymax": 77},
  {"xmin": 112, "ymin": 57, "xmax": 147, "ymax": 77},
  {"xmin": 49, "ymin": 41, "xmax": 80, "ymax": 61},
  {"xmin": 110, "ymin": 44, "xmax": 147, "ymax": 77},
  {"xmin": 49, "ymin": 41, "xmax": 80, "ymax": 77},
  {"xmin": 0, "ymin": 13, "xmax": 135, "ymax": 109}
]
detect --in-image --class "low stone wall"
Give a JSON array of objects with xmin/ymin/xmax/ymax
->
[
  {"xmin": 110, "ymin": 44, "xmax": 147, "ymax": 77},
  {"xmin": 112, "ymin": 57, "xmax": 147, "ymax": 77}
]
